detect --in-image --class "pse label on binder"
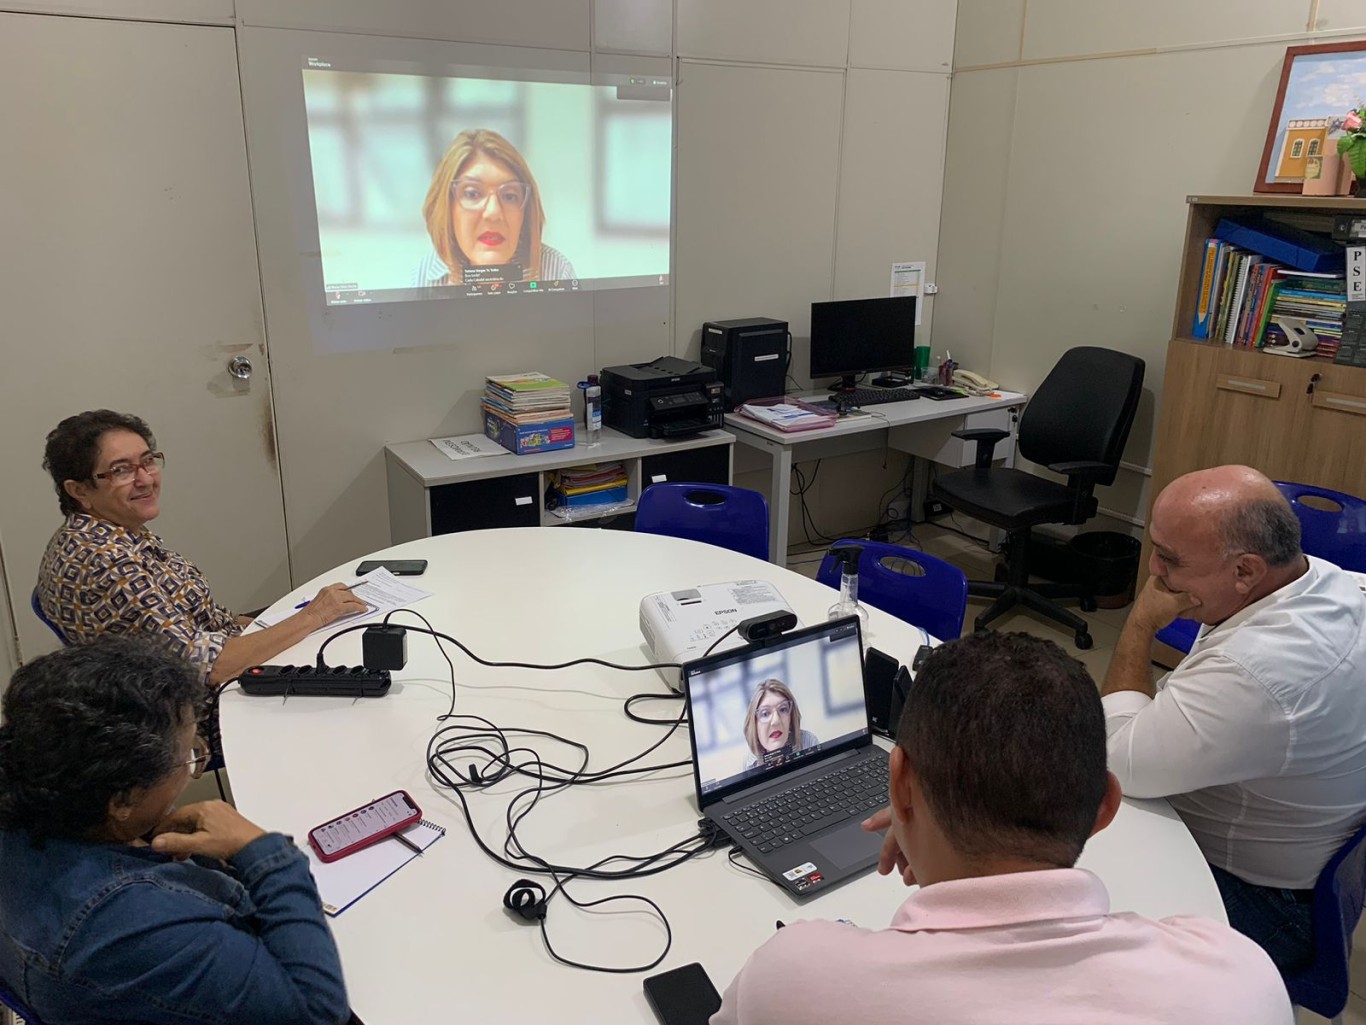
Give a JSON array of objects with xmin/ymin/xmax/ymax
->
[{"xmin": 1348, "ymin": 246, "xmax": 1365, "ymax": 303}]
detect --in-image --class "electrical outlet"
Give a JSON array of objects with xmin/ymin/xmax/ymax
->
[
  {"xmin": 923, "ymin": 498, "xmax": 948, "ymax": 518},
  {"xmin": 886, "ymin": 497, "xmax": 910, "ymax": 522}
]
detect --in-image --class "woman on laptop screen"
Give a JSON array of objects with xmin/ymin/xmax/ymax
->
[
  {"xmin": 741, "ymin": 680, "xmax": 819, "ymax": 770},
  {"xmin": 415, "ymin": 128, "xmax": 575, "ymax": 288}
]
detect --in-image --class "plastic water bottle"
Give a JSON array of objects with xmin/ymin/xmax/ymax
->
[
  {"xmin": 582, "ymin": 374, "xmax": 602, "ymax": 447},
  {"xmin": 826, "ymin": 545, "xmax": 869, "ymax": 632}
]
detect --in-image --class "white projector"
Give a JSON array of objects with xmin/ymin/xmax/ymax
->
[{"xmin": 639, "ymin": 580, "xmax": 799, "ymax": 689}]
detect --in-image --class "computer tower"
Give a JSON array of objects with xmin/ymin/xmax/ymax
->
[{"xmin": 700, "ymin": 317, "xmax": 788, "ymax": 409}]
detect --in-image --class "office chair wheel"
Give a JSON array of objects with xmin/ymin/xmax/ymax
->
[
  {"xmin": 1074, "ymin": 630, "xmax": 1093, "ymax": 650},
  {"xmin": 1079, "ymin": 596, "xmax": 1098, "ymax": 613}
]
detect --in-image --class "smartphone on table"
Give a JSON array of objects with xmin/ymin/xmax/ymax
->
[
  {"xmin": 643, "ymin": 963, "xmax": 722, "ymax": 1025},
  {"xmin": 308, "ymin": 790, "xmax": 422, "ymax": 863},
  {"xmin": 355, "ymin": 559, "xmax": 428, "ymax": 576}
]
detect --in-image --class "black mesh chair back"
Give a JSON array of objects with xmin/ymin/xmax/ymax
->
[{"xmin": 1017, "ymin": 346, "xmax": 1145, "ymax": 488}]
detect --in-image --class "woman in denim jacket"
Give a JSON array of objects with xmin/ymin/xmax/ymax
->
[{"xmin": 0, "ymin": 637, "xmax": 351, "ymax": 1025}]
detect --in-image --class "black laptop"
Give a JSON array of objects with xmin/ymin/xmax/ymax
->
[{"xmin": 682, "ymin": 617, "xmax": 889, "ymax": 898}]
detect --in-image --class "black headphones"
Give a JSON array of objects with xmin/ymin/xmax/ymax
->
[{"xmin": 503, "ymin": 879, "xmax": 549, "ymax": 922}]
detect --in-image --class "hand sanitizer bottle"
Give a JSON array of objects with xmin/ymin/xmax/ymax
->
[{"xmin": 826, "ymin": 545, "xmax": 869, "ymax": 631}]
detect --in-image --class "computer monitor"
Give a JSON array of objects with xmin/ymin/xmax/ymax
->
[{"xmin": 808, "ymin": 295, "xmax": 917, "ymax": 391}]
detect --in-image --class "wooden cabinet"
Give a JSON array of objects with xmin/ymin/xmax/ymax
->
[{"xmin": 1151, "ymin": 195, "xmax": 1366, "ymax": 510}]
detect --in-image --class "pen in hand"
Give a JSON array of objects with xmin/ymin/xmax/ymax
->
[{"xmin": 294, "ymin": 582, "xmax": 362, "ymax": 610}]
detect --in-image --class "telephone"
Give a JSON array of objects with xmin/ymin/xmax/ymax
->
[{"xmin": 952, "ymin": 369, "xmax": 1000, "ymax": 395}]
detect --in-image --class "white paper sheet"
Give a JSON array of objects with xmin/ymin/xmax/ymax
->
[
  {"xmin": 253, "ymin": 567, "xmax": 432, "ymax": 634},
  {"xmin": 430, "ymin": 433, "xmax": 505, "ymax": 460},
  {"xmin": 890, "ymin": 260, "xmax": 926, "ymax": 324}
]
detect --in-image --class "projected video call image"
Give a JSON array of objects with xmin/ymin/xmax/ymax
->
[
  {"xmin": 689, "ymin": 629, "xmax": 868, "ymax": 795},
  {"xmin": 301, "ymin": 58, "xmax": 672, "ymax": 306}
]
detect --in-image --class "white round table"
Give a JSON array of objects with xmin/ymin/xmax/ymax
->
[{"xmin": 221, "ymin": 528, "xmax": 1224, "ymax": 1024}]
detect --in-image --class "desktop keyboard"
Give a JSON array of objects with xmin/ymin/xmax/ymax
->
[
  {"xmin": 841, "ymin": 387, "xmax": 920, "ymax": 406},
  {"xmin": 721, "ymin": 759, "xmax": 889, "ymax": 855}
]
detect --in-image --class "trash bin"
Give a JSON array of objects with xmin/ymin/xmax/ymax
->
[{"xmin": 1068, "ymin": 531, "xmax": 1142, "ymax": 609}]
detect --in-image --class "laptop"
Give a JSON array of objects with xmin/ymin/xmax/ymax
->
[{"xmin": 682, "ymin": 616, "xmax": 889, "ymax": 898}]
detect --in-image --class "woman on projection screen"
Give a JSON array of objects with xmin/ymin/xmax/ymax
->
[{"xmin": 414, "ymin": 128, "xmax": 576, "ymax": 288}]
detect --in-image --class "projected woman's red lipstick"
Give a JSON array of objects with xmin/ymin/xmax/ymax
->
[{"xmin": 478, "ymin": 231, "xmax": 505, "ymax": 247}]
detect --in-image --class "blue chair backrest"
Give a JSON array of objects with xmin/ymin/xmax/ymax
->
[
  {"xmin": 1284, "ymin": 818, "xmax": 1366, "ymax": 1018},
  {"xmin": 1274, "ymin": 481, "xmax": 1366, "ymax": 572},
  {"xmin": 634, "ymin": 483, "xmax": 770, "ymax": 562},
  {"xmin": 816, "ymin": 540, "xmax": 968, "ymax": 643},
  {"xmin": 31, "ymin": 589, "xmax": 67, "ymax": 645},
  {"xmin": 0, "ymin": 978, "xmax": 45, "ymax": 1025}
]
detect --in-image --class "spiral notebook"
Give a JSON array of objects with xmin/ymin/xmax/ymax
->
[{"xmin": 303, "ymin": 819, "xmax": 446, "ymax": 916}]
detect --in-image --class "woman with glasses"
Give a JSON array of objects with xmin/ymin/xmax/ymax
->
[
  {"xmin": 741, "ymin": 679, "xmax": 820, "ymax": 771},
  {"xmin": 0, "ymin": 637, "xmax": 351, "ymax": 1025},
  {"xmin": 36, "ymin": 409, "xmax": 366, "ymax": 685},
  {"xmin": 415, "ymin": 127, "xmax": 575, "ymax": 287}
]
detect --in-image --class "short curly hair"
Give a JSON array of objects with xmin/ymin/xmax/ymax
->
[
  {"xmin": 43, "ymin": 410, "xmax": 157, "ymax": 516},
  {"xmin": 0, "ymin": 636, "xmax": 202, "ymax": 845}
]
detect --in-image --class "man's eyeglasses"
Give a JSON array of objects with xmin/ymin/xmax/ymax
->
[
  {"xmin": 450, "ymin": 178, "xmax": 530, "ymax": 212},
  {"xmin": 182, "ymin": 740, "xmax": 212, "ymax": 780},
  {"xmin": 756, "ymin": 702, "xmax": 792, "ymax": 724},
  {"xmin": 93, "ymin": 451, "xmax": 165, "ymax": 486}
]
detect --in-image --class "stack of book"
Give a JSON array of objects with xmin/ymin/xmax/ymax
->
[
  {"xmin": 546, "ymin": 463, "xmax": 630, "ymax": 517},
  {"xmin": 1262, "ymin": 272, "xmax": 1348, "ymax": 359},
  {"xmin": 482, "ymin": 372, "xmax": 575, "ymax": 455},
  {"xmin": 1191, "ymin": 226, "xmax": 1347, "ymax": 354}
]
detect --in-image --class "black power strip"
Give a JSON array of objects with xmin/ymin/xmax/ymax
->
[{"xmin": 238, "ymin": 664, "xmax": 392, "ymax": 697}]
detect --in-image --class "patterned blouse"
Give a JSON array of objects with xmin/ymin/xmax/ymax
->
[{"xmin": 36, "ymin": 514, "xmax": 241, "ymax": 682}]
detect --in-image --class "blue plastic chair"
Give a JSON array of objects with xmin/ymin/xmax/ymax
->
[
  {"xmin": 30, "ymin": 589, "xmax": 67, "ymax": 645},
  {"xmin": 1277, "ymin": 482, "xmax": 1366, "ymax": 573},
  {"xmin": 817, "ymin": 540, "xmax": 969, "ymax": 643},
  {"xmin": 634, "ymin": 483, "xmax": 770, "ymax": 562},
  {"xmin": 1283, "ymin": 819, "xmax": 1366, "ymax": 1019},
  {"xmin": 0, "ymin": 978, "xmax": 45, "ymax": 1025},
  {"xmin": 1154, "ymin": 481, "xmax": 1366, "ymax": 658}
]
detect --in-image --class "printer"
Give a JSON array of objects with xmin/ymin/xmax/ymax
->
[{"xmin": 600, "ymin": 356, "xmax": 724, "ymax": 439}]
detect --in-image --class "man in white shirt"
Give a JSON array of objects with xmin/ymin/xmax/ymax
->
[
  {"xmin": 1103, "ymin": 464, "xmax": 1366, "ymax": 973},
  {"xmin": 712, "ymin": 631, "xmax": 1290, "ymax": 1025}
]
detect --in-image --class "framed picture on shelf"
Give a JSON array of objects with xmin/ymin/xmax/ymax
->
[{"xmin": 1254, "ymin": 40, "xmax": 1366, "ymax": 194}]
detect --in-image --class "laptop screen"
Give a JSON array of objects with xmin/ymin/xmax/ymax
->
[{"xmin": 683, "ymin": 618, "xmax": 869, "ymax": 803}]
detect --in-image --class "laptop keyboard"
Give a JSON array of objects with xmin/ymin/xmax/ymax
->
[{"xmin": 722, "ymin": 759, "xmax": 889, "ymax": 855}]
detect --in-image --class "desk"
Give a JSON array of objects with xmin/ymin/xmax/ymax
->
[
  {"xmin": 725, "ymin": 391, "xmax": 1027, "ymax": 565},
  {"xmin": 221, "ymin": 529, "xmax": 1222, "ymax": 1024},
  {"xmin": 385, "ymin": 428, "xmax": 734, "ymax": 544}
]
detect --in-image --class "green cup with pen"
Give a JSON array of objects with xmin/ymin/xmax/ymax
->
[{"xmin": 913, "ymin": 345, "xmax": 931, "ymax": 383}]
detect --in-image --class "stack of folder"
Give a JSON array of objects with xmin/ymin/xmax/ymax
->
[
  {"xmin": 481, "ymin": 372, "xmax": 575, "ymax": 455},
  {"xmin": 547, "ymin": 463, "xmax": 629, "ymax": 509},
  {"xmin": 482, "ymin": 372, "xmax": 572, "ymax": 424}
]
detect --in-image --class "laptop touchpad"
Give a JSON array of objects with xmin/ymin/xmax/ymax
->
[{"xmin": 812, "ymin": 822, "xmax": 881, "ymax": 868}]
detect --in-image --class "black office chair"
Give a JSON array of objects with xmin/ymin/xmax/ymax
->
[{"xmin": 931, "ymin": 347, "xmax": 1145, "ymax": 650}]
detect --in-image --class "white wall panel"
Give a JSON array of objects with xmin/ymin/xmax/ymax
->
[
  {"xmin": 593, "ymin": 0, "xmax": 670, "ymax": 55},
  {"xmin": 986, "ymin": 43, "xmax": 1290, "ymax": 474},
  {"xmin": 238, "ymin": 26, "xmax": 664, "ymax": 581},
  {"xmin": 848, "ymin": 0, "xmax": 954, "ymax": 72},
  {"xmin": 1315, "ymin": 2, "xmax": 1366, "ymax": 32},
  {"xmin": 677, "ymin": 0, "xmax": 850, "ymax": 67},
  {"xmin": 953, "ymin": 0, "xmax": 1022, "ymax": 68},
  {"xmin": 0, "ymin": 1, "xmax": 231, "ymax": 21},
  {"xmin": 1021, "ymin": 0, "xmax": 1311, "ymax": 61},
  {"xmin": 236, "ymin": 0, "xmax": 590, "ymax": 50},
  {"xmin": 833, "ymin": 68, "xmax": 950, "ymax": 351},
  {"xmin": 928, "ymin": 67, "xmax": 1017, "ymax": 376},
  {"xmin": 673, "ymin": 61, "xmax": 844, "ymax": 376}
]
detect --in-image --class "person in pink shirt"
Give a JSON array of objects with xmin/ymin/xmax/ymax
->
[{"xmin": 711, "ymin": 631, "xmax": 1291, "ymax": 1025}]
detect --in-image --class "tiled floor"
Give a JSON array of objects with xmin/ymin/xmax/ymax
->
[{"xmin": 790, "ymin": 522, "xmax": 1366, "ymax": 1023}]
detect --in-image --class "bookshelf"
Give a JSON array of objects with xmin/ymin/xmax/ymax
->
[{"xmin": 1148, "ymin": 195, "xmax": 1366, "ymax": 580}]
